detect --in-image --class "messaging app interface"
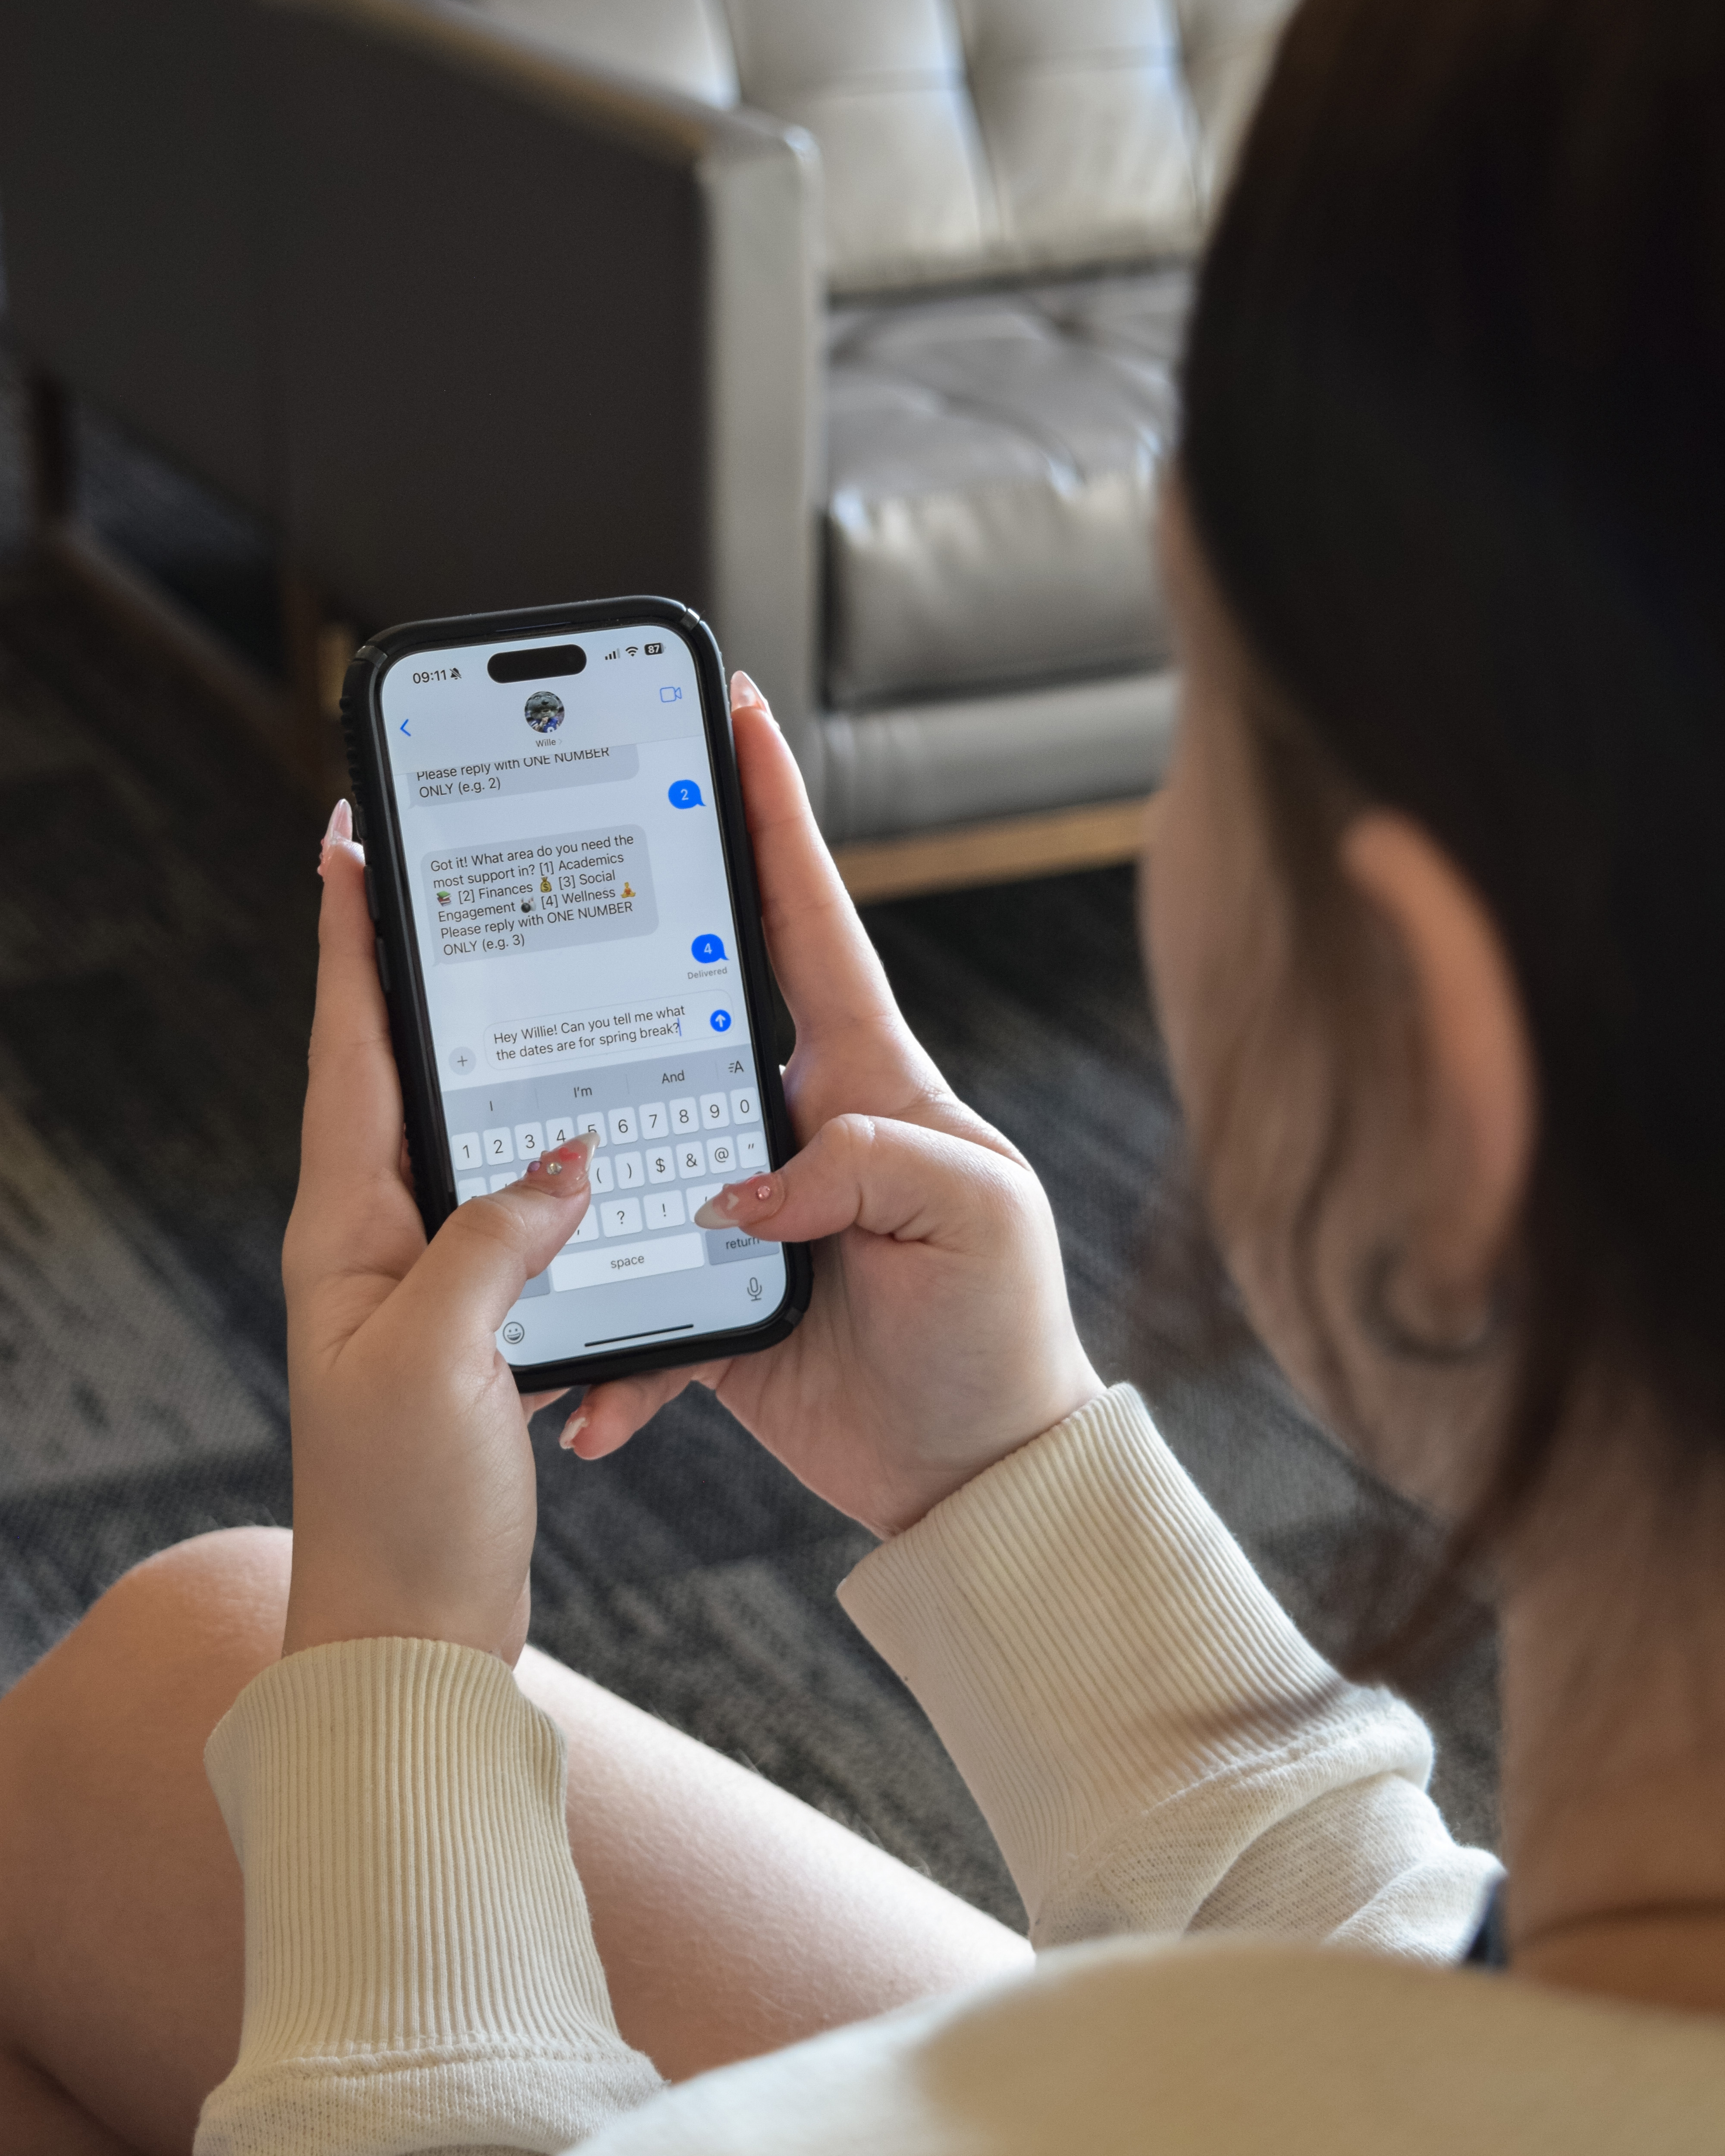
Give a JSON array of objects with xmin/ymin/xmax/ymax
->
[{"xmin": 378, "ymin": 628, "xmax": 786, "ymax": 1367}]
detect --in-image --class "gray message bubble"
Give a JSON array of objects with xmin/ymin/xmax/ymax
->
[
  {"xmin": 411, "ymin": 741, "xmax": 639, "ymax": 805},
  {"xmin": 423, "ymin": 823, "xmax": 658, "ymax": 964}
]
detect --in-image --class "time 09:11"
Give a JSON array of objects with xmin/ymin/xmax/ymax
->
[{"xmin": 411, "ymin": 667, "xmax": 463, "ymax": 683}]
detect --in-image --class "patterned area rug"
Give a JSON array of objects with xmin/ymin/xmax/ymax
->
[{"xmin": 0, "ymin": 348, "xmax": 1498, "ymax": 1929}]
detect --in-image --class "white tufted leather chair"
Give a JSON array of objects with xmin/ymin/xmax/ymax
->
[{"xmin": 451, "ymin": 0, "xmax": 1291, "ymax": 850}]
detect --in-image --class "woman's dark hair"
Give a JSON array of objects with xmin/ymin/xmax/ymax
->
[{"xmin": 1180, "ymin": 0, "xmax": 1725, "ymax": 1626}]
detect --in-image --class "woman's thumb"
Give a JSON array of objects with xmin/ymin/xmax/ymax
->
[
  {"xmin": 692, "ymin": 1113, "xmax": 1012, "ymax": 1252},
  {"xmin": 397, "ymin": 1137, "xmax": 598, "ymax": 1341}
]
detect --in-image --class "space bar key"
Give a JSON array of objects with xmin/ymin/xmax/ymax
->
[{"xmin": 549, "ymin": 1232, "xmax": 705, "ymax": 1293}]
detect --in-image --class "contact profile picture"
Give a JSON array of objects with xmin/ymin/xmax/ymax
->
[{"xmin": 524, "ymin": 690, "xmax": 565, "ymax": 736}]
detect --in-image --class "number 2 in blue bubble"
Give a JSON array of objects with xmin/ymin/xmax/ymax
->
[{"xmin": 668, "ymin": 780, "xmax": 704, "ymax": 809}]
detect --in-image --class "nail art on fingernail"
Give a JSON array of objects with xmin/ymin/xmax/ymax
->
[
  {"xmin": 693, "ymin": 1182, "xmax": 747, "ymax": 1228},
  {"xmin": 523, "ymin": 1137, "xmax": 591, "ymax": 1188}
]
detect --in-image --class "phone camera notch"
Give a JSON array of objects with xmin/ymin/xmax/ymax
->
[{"xmin": 487, "ymin": 643, "xmax": 589, "ymax": 684}]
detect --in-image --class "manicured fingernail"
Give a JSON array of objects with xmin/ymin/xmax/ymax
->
[
  {"xmin": 732, "ymin": 672, "xmax": 776, "ymax": 724},
  {"xmin": 559, "ymin": 1413, "xmax": 588, "ymax": 1451},
  {"xmin": 692, "ymin": 1178, "xmax": 774, "ymax": 1228},
  {"xmin": 524, "ymin": 1136, "xmax": 593, "ymax": 1188},
  {"xmin": 317, "ymin": 798, "xmax": 353, "ymax": 876}
]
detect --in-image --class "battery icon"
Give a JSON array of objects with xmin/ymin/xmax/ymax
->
[{"xmin": 644, "ymin": 641, "xmax": 664, "ymax": 655}]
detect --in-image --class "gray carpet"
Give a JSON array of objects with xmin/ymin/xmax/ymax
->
[{"xmin": 0, "ymin": 342, "xmax": 1499, "ymax": 1931}]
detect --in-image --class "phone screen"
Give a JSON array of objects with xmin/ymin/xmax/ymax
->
[{"xmin": 375, "ymin": 624, "xmax": 788, "ymax": 1371}]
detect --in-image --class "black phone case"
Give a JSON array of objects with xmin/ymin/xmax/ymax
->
[{"xmin": 337, "ymin": 594, "xmax": 812, "ymax": 1391}]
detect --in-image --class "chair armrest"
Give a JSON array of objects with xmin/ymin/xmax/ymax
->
[{"xmin": 259, "ymin": 0, "xmax": 824, "ymax": 777}]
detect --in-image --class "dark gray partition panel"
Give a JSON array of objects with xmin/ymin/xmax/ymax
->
[
  {"xmin": 0, "ymin": 0, "xmax": 279, "ymax": 517},
  {"xmin": 262, "ymin": 0, "xmax": 699, "ymax": 627},
  {"xmin": 260, "ymin": 5, "xmax": 752, "ymax": 617}
]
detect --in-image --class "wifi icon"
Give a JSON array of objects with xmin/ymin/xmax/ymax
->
[{"xmin": 625, "ymin": 645, "xmax": 639, "ymax": 657}]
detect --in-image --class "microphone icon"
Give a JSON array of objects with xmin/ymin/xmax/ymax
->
[{"xmin": 746, "ymin": 1276, "xmax": 763, "ymax": 1301}]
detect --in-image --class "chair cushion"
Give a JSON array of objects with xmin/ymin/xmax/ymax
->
[
  {"xmin": 824, "ymin": 268, "xmax": 1190, "ymax": 710},
  {"xmin": 724, "ymin": 0, "xmax": 1201, "ymax": 291},
  {"xmin": 724, "ymin": 0, "xmax": 995, "ymax": 290},
  {"xmin": 1173, "ymin": 0, "xmax": 1293, "ymax": 188},
  {"xmin": 462, "ymin": 0, "xmax": 740, "ymax": 106},
  {"xmin": 952, "ymin": 0, "xmax": 1198, "ymax": 270}
]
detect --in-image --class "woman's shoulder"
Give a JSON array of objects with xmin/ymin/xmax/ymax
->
[{"xmin": 583, "ymin": 1934, "xmax": 1725, "ymax": 2156}]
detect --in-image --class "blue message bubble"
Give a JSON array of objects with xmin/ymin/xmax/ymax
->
[
  {"xmin": 710, "ymin": 1009, "xmax": 732, "ymax": 1033},
  {"xmin": 668, "ymin": 779, "xmax": 704, "ymax": 809},
  {"xmin": 691, "ymin": 933, "xmax": 728, "ymax": 964}
]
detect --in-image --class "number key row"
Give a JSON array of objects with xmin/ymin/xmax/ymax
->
[
  {"xmin": 455, "ymin": 1134, "xmax": 760, "ymax": 1206},
  {"xmin": 605, "ymin": 1088, "xmax": 759, "ymax": 1145},
  {"xmin": 451, "ymin": 1088, "xmax": 761, "ymax": 1175}
]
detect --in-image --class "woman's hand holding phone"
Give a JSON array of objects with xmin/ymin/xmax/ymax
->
[
  {"xmin": 280, "ymin": 810, "xmax": 596, "ymax": 1664},
  {"xmin": 280, "ymin": 675, "xmax": 1101, "ymax": 1664},
  {"xmin": 572, "ymin": 678, "xmax": 1103, "ymax": 1538}
]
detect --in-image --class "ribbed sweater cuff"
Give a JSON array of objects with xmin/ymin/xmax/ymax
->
[
  {"xmin": 201, "ymin": 1637, "xmax": 659, "ymax": 2144},
  {"xmin": 838, "ymin": 1385, "xmax": 1430, "ymax": 1935}
]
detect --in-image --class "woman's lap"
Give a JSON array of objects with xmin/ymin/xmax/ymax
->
[{"xmin": 0, "ymin": 1526, "xmax": 1027, "ymax": 2151}]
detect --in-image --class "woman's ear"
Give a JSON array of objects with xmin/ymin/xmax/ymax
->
[{"xmin": 1340, "ymin": 812, "xmax": 1537, "ymax": 1304}]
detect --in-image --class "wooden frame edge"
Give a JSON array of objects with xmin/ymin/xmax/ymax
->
[{"xmin": 831, "ymin": 793, "xmax": 1159, "ymax": 904}]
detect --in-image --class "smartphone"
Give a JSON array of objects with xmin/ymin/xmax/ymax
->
[{"xmin": 339, "ymin": 595, "xmax": 812, "ymax": 1391}]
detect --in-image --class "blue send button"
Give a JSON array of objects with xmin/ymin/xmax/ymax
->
[{"xmin": 709, "ymin": 1009, "xmax": 732, "ymax": 1033}]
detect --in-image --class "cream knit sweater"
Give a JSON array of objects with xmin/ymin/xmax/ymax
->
[{"xmin": 194, "ymin": 1388, "xmax": 1725, "ymax": 2153}]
